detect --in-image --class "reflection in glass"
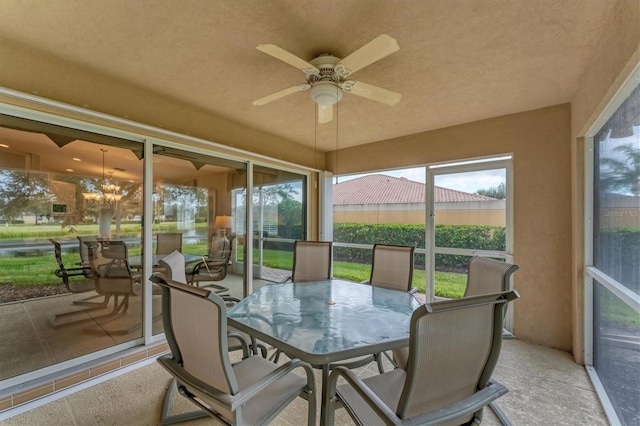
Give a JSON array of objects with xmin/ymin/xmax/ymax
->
[
  {"xmin": 151, "ymin": 146, "xmax": 247, "ymax": 333},
  {"xmin": 249, "ymin": 166, "xmax": 306, "ymax": 285},
  {"xmin": 0, "ymin": 115, "xmax": 143, "ymax": 382}
]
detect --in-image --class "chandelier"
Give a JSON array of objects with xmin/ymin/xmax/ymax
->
[{"xmin": 82, "ymin": 149, "xmax": 123, "ymax": 202}]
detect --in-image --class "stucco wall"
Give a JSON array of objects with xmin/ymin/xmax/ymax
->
[{"xmin": 328, "ymin": 104, "xmax": 573, "ymax": 351}]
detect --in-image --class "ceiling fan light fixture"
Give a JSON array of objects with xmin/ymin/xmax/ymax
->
[{"xmin": 310, "ymin": 81, "xmax": 342, "ymax": 106}]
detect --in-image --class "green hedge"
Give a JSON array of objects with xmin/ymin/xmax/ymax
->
[{"xmin": 333, "ymin": 223, "xmax": 506, "ymax": 269}]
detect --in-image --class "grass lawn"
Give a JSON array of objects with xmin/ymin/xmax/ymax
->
[{"xmin": 2, "ymin": 244, "xmax": 467, "ymax": 298}]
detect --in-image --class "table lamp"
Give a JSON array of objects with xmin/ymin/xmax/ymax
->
[{"xmin": 214, "ymin": 215, "xmax": 233, "ymax": 237}]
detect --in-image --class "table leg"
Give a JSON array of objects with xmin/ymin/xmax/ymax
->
[{"xmin": 320, "ymin": 363, "xmax": 330, "ymax": 425}]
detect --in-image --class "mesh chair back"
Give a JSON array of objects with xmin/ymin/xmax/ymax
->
[
  {"xmin": 50, "ymin": 239, "xmax": 67, "ymax": 276},
  {"xmin": 156, "ymin": 232, "xmax": 183, "ymax": 255},
  {"xmin": 78, "ymin": 236, "xmax": 98, "ymax": 271},
  {"xmin": 397, "ymin": 291, "xmax": 517, "ymax": 420},
  {"xmin": 465, "ymin": 256, "xmax": 519, "ymax": 297},
  {"xmin": 93, "ymin": 241, "xmax": 141, "ymax": 296},
  {"xmin": 159, "ymin": 250, "xmax": 187, "ymax": 283},
  {"xmin": 291, "ymin": 241, "xmax": 332, "ymax": 282},
  {"xmin": 207, "ymin": 234, "xmax": 231, "ymax": 261},
  {"xmin": 152, "ymin": 275, "xmax": 238, "ymax": 395},
  {"xmin": 370, "ymin": 244, "xmax": 415, "ymax": 291}
]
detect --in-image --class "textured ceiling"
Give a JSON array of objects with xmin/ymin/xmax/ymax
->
[{"xmin": 0, "ymin": 0, "xmax": 615, "ymax": 152}]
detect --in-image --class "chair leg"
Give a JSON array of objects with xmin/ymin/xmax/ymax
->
[
  {"xmin": 488, "ymin": 401, "xmax": 512, "ymax": 426},
  {"xmin": 159, "ymin": 379, "xmax": 210, "ymax": 426},
  {"xmin": 48, "ymin": 295, "xmax": 117, "ymax": 329},
  {"xmin": 52, "ymin": 295, "xmax": 110, "ymax": 318},
  {"xmin": 269, "ymin": 348, "xmax": 282, "ymax": 363},
  {"xmin": 375, "ymin": 352, "xmax": 386, "ymax": 374},
  {"xmin": 72, "ymin": 293, "xmax": 109, "ymax": 307},
  {"xmin": 83, "ymin": 295, "xmax": 138, "ymax": 336}
]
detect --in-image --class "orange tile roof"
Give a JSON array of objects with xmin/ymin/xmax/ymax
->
[{"xmin": 333, "ymin": 174, "xmax": 497, "ymax": 205}]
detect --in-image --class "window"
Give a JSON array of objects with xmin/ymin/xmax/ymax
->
[{"xmin": 586, "ymin": 73, "xmax": 639, "ymax": 425}]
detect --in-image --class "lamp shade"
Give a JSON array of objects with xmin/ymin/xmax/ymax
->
[{"xmin": 214, "ymin": 215, "xmax": 233, "ymax": 229}]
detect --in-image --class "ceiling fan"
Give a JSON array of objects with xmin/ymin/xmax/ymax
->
[{"xmin": 253, "ymin": 34, "xmax": 401, "ymax": 124}]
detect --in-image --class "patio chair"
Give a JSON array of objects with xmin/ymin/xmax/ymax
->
[
  {"xmin": 368, "ymin": 244, "xmax": 416, "ymax": 292},
  {"xmin": 185, "ymin": 234, "xmax": 231, "ymax": 293},
  {"xmin": 464, "ymin": 255, "xmax": 520, "ymax": 299},
  {"xmin": 85, "ymin": 240, "xmax": 143, "ymax": 335},
  {"xmin": 156, "ymin": 232, "xmax": 183, "ymax": 255},
  {"xmin": 158, "ymin": 250, "xmax": 188, "ymax": 283},
  {"xmin": 159, "ymin": 251, "xmax": 267, "ymax": 358},
  {"xmin": 325, "ymin": 290, "xmax": 520, "ymax": 426},
  {"xmin": 77, "ymin": 235, "xmax": 99, "ymax": 269},
  {"xmin": 290, "ymin": 240, "xmax": 333, "ymax": 282},
  {"xmin": 48, "ymin": 239, "xmax": 111, "ymax": 327},
  {"xmin": 270, "ymin": 240, "xmax": 332, "ymax": 362},
  {"xmin": 50, "ymin": 238, "xmax": 97, "ymax": 298},
  {"xmin": 365, "ymin": 244, "xmax": 417, "ymax": 372},
  {"xmin": 150, "ymin": 274, "xmax": 316, "ymax": 426},
  {"xmin": 393, "ymin": 255, "xmax": 520, "ymax": 367},
  {"xmin": 391, "ymin": 255, "xmax": 520, "ymax": 425}
]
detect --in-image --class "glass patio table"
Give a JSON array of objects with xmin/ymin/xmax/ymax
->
[
  {"xmin": 127, "ymin": 253, "xmax": 202, "ymax": 268},
  {"xmin": 227, "ymin": 279, "xmax": 422, "ymax": 424}
]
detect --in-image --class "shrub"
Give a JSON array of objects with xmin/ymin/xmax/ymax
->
[{"xmin": 334, "ymin": 223, "xmax": 506, "ymax": 270}]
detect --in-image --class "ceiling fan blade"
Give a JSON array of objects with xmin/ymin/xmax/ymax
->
[
  {"xmin": 257, "ymin": 44, "xmax": 319, "ymax": 75},
  {"xmin": 335, "ymin": 34, "xmax": 399, "ymax": 77},
  {"xmin": 347, "ymin": 81, "xmax": 402, "ymax": 106},
  {"xmin": 317, "ymin": 104, "xmax": 333, "ymax": 124},
  {"xmin": 253, "ymin": 85, "xmax": 308, "ymax": 106}
]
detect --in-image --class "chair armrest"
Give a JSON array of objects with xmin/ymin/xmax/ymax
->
[
  {"xmin": 409, "ymin": 287, "xmax": 418, "ymax": 294},
  {"xmin": 55, "ymin": 266, "xmax": 87, "ymax": 278},
  {"xmin": 326, "ymin": 366, "xmax": 401, "ymax": 425},
  {"xmin": 408, "ymin": 380, "xmax": 508, "ymax": 425},
  {"xmin": 157, "ymin": 356, "xmax": 316, "ymax": 412},
  {"xmin": 229, "ymin": 358, "xmax": 316, "ymax": 410},
  {"xmin": 226, "ymin": 331, "xmax": 250, "ymax": 358}
]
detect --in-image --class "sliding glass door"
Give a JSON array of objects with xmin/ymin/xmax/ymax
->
[
  {"xmin": 151, "ymin": 145, "xmax": 247, "ymax": 333},
  {"xmin": 0, "ymin": 114, "xmax": 143, "ymax": 382},
  {"xmin": 248, "ymin": 166, "xmax": 307, "ymax": 287}
]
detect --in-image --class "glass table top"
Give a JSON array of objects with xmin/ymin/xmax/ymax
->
[{"xmin": 227, "ymin": 279, "xmax": 422, "ymax": 365}]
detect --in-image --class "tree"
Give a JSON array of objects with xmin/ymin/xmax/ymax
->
[
  {"xmin": 0, "ymin": 170, "xmax": 53, "ymax": 223},
  {"xmin": 600, "ymin": 144, "xmax": 640, "ymax": 195},
  {"xmin": 161, "ymin": 184, "xmax": 207, "ymax": 222},
  {"xmin": 277, "ymin": 198, "xmax": 303, "ymax": 239},
  {"xmin": 255, "ymin": 183, "xmax": 299, "ymax": 205},
  {"xmin": 475, "ymin": 182, "xmax": 506, "ymax": 199}
]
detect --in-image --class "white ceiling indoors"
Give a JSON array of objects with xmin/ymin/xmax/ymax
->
[{"xmin": 0, "ymin": 0, "xmax": 615, "ymax": 153}]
